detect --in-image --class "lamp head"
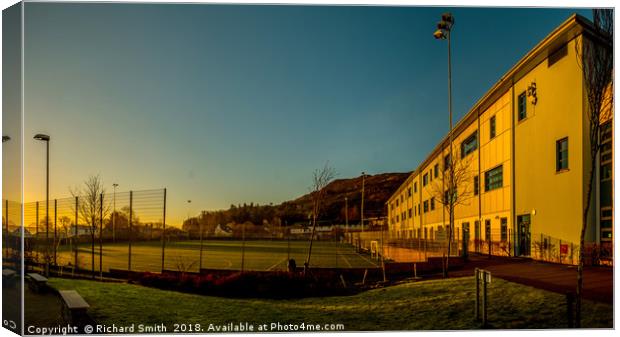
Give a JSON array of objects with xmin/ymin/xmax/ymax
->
[
  {"xmin": 441, "ymin": 13, "xmax": 454, "ymax": 24},
  {"xmin": 434, "ymin": 29, "xmax": 446, "ymax": 39},
  {"xmin": 33, "ymin": 134, "xmax": 50, "ymax": 141},
  {"xmin": 2, "ymin": 136, "xmax": 10, "ymax": 143}
]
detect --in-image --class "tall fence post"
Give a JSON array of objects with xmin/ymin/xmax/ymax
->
[
  {"xmin": 99, "ymin": 193, "xmax": 103, "ymax": 280},
  {"xmin": 74, "ymin": 196, "xmax": 78, "ymax": 276},
  {"xmin": 199, "ymin": 212, "xmax": 204, "ymax": 271},
  {"xmin": 128, "ymin": 191, "xmax": 133, "ymax": 272},
  {"xmin": 54, "ymin": 199, "xmax": 57, "ymax": 266},
  {"xmin": 161, "ymin": 188, "xmax": 166, "ymax": 273},
  {"xmin": 240, "ymin": 222, "xmax": 246, "ymax": 273},
  {"xmin": 35, "ymin": 201, "xmax": 40, "ymax": 264}
]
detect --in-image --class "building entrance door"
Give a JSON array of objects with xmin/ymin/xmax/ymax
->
[
  {"xmin": 462, "ymin": 222, "xmax": 470, "ymax": 258},
  {"xmin": 517, "ymin": 214, "xmax": 531, "ymax": 256},
  {"xmin": 474, "ymin": 220, "xmax": 481, "ymax": 253}
]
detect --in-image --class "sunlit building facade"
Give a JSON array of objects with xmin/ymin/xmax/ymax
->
[{"xmin": 386, "ymin": 14, "xmax": 613, "ymax": 263}]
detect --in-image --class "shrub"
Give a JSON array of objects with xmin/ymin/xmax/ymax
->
[{"xmin": 132, "ymin": 270, "xmax": 355, "ymax": 299}]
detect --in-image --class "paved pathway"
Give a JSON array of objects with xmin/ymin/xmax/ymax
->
[{"xmin": 449, "ymin": 254, "xmax": 613, "ymax": 303}]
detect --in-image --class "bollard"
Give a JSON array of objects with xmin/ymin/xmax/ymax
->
[
  {"xmin": 362, "ymin": 269, "xmax": 368, "ymax": 285},
  {"xmin": 482, "ymin": 272, "xmax": 488, "ymax": 327},
  {"xmin": 566, "ymin": 292, "xmax": 575, "ymax": 328},
  {"xmin": 474, "ymin": 268, "xmax": 480, "ymax": 320}
]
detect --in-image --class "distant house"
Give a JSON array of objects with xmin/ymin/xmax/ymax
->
[
  {"xmin": 214, "ymin": 223, "xmax": 233, "ymax": 237},
  {"xmin": 12, "ymin": 228, "xmax": 33, "ymax": 238},
  {"xmin": 68, "ymin": 224, "xmax": 97, "ymax": 237}
]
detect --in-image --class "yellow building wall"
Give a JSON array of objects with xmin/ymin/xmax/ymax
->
[
  {"xmin": 514, "ymin": 36, "xmax": 584, "ymax": 244},
  {"xmin": 478, "ymin": 91, "xmax": 513, "ymax": 242},
  {"xmin": 388, "ymin": 27, "xmax": 598, "ymax": 257}
]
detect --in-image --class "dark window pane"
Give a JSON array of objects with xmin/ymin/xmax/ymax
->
[
  {"xmin": 485, "ymin": 165, "xmax": 503, "ymax": 191},
  {"xmin": 556, "ymin": 138, "xmax": 568, "ymax": 171},
  {"xmin": 518, "ymin": 92, "xmax": 527, "ymax": 121}
]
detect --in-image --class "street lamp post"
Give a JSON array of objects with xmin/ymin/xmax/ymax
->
[
  {"xmin": 361, "ymin": 172, "xmax": 365, "ymax": 233},
  {"xmin": 187, "ymin": 200, "xmax": 192, "ymax": 223},
  {"xmin": 34, "ymin": 133, "xmax": 51, "ymax": 276},
  {"xmin": 112, "ymin": 183, "xmax": 118, "ymax": 243},
  {"xmin": 434, "ymin": 12, "xmax": 455, "ymax": 269},
  {"xmin": 344, "ymin": 197, "xmax": 349, "ymax": 241},
  {"xmin": 2, "ymin": 136, "xmax": 10, "ymax": 262}
]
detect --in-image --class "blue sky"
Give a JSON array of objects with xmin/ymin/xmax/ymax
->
[{"xmin": 19, "ymin": 3, "xmax": 592, "ymax": 225}]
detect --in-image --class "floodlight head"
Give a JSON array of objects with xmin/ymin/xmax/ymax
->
[
  {"xmin": 33, "ymin": 134, "xmax": 50, "ymax": 141},
  {"xmin": 441, "ymin": 13, "xmax": 454, "ymax": 24},
  {"xmin": 2, "ymin": 136, "xmax": 10, "ymax": 143},
  {"xmin": 434, "ymin": 29, "xmax": 446, "ymax": 39}
]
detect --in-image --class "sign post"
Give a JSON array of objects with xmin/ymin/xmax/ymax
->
[{"xmin": 475, "ymin": 268, "xmax": 491, "ymax": 327}]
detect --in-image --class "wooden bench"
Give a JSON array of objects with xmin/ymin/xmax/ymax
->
[
  {"xmin": 26, "ymin": 273, "xmax": 48, "ymax": 292},
  {"xmin": 59, "ymin": 290, "xmax": 90, "ymax": 324},
  {"xmin": 2, "ymin": 269, "xmax": 16, "ymax": 288}
]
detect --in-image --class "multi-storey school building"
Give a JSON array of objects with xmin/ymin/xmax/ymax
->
[{"xmin": 386, "ymin": 14, "xmax": 613, "ymax": 261}]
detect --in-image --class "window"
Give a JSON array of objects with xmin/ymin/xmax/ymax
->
[
  {"xmin": 429, "ymin": 170, "xmax": 433, "ymax": 182},
  {"xmin": 556, "ymin": 137, "xmax": 569, "ymax": 171},
  {"xmin": 407, "ymin": 187, "xmax": 412, "ymax": 197},
  {"xmin": 396, "ymin": 215, "xmax": 399, "ymax": 222},
  {"xmin": 461, "ymin": 131, "xmax": 478, "ymax": 158},
  {"xmin": 434, "ymin": 164, "xmax": 439, "ymax": 178},
  {"xmin": 474, "ymin": 175, "xmax": 479, "ymax": 196},
  {"xmin": 601, "ymin": 121, "xmax": 612, "ymax": 142},
  {"xmin": 485, "ymin": 165, "xmax": 503, "ymax": 191},
  {"xmin": 423, "ymin": 200, "xmax": 429, "ymax": 213},
  {"xmin": 414, "ymin": 182, "xmax": 417, "ymax": 193},
  {"xmin": 423, "ymin": 173, "xmax": 428, "ymax": 186},
  {"xmin": 396, "ymin": 199, "xmax": 399, "ymax": 207},
  {"xmin": 500, "ymin": 218, "xmax": 508, "ymax": 241},
  {"xmin": 444, "ymin": 154, "xmax": 451, "ymax": 171},
  {"xmin": 408, "ymin": 208, "xmax": 412, "ymax": 218},
  {"xmin": 485, "ymin": 219, "xmax": 491, "ymax": 241},
  {"xmin": 518, "ymin": 92, "xmax": 527, "ymax": 121},
  {"xmin": 490, "ymin": 116, "xmax": 496, "ymax": 139},
  {"xmin": 601, "ymin": 163, "xmax": 612, "ymax": 181},
  {"xmin": 430, "ymin": 198, "xmax": 435, "ymax": 211}
]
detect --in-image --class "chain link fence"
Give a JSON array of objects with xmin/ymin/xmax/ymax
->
[
  {"xmin": 347, "ymin": 227, "xmax": 598, "ymax": 266},
  {"xmin": 13, "ymin": 189, "xmax": 167, "ymax": 277},
  {"xmin": 6, "ymin": 193, "xmax": 382, "ymax": 277}
]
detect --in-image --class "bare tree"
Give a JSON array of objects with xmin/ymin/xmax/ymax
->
[
  {"xmin": 304, "ymin": 162, "xmax": 336, "ymax": 274},
  {"xmin": 55, "ymin": 216, "xmax": 72, "ymax": 262},
  {"xmin": 430, "ymin": 145, "xmax": 474, "ymax": 277},
  {"xmin": 70, "ymin": 175, "xmax": 109, "ymax": 278},
  {"xmin": 574, "ymin": 9, "xmax": 613, "ymax": 327}
]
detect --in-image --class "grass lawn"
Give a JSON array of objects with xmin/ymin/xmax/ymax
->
[
  {"xmin": 48, "ymin": 276, "xmax": 612, "ymax": 330},
  {"xmin": 54, "ymin": 240, "xmax": 378, "ymax": 273}
]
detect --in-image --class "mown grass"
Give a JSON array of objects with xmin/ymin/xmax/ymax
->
[
  {"xmin": 54, "ymin": 240, "xmax": 378, "ymax": 272},
  {"xmin": 49, "ymin": 276, "xmax": 612, "ymax": 330}
]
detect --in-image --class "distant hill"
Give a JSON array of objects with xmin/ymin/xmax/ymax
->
[
  {"xmin": 183, "ymin": 172, "xmax": 411, "ymax": 232},
  {"xmin": 281, "ymin": 172, "xmax": 411, "ymax": 224}
]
